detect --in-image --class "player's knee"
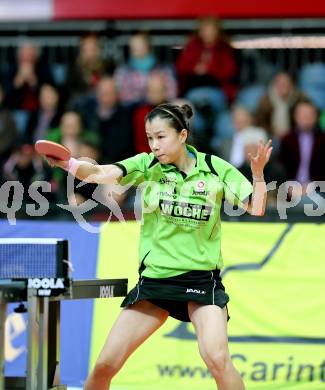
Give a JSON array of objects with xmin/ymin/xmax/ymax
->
[
  {"xmin": 92, "ymin": 361, "xmax": 120, "ymax": 381},
  {"xmin": 203, "ymin": 349, "xmax": 229, "ymax": 375}
]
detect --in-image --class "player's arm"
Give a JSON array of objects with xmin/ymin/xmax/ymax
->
[
  {"xmin": 244, "ymin": 140, "xmax": 272, "ymax": 216},
  {"xmin": 46, "ymin": 157, "xmax": 123, "ymax": 184},
  {"xmin": 244, "ymin": 177, "xmax": 267, "ymax": 216}
]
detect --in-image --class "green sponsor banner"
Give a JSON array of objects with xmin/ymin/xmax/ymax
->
[{"xmin": 90, "ymin": 222, "xmax": 325, "ymax": 390}]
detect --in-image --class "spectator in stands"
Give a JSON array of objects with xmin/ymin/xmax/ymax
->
[
  {"xmin": 114, "ymin": 31, "xmax": 177, "ymax": 106},
  {"xmin": 25, "ymin": 83, "xmax": 62, "ymax": 144},
  {"xmin": 218, "ymin": 106, "xmax": 267, "ymax": 167},
  {"xmin": 72, "ymin": 136, "xmax": 128, "ymax": 209},
  {"xmin": 4, "ymin": 41, "xmax": 53, "ymax": 113},
  {"xmin": 47, "ymin": 111, "xmax": 85, "ymax": 158},
  {"xmin": 176, "ymin": 17, "xmax": 239, "ymax": 152},
  {"xmin": 0, "ymin": 85, "xmax": 17, "ymax": 164},
  {"xmin": 46, "ymin": 111, "xmax": 91, "ymax": 201},
  {"xmin": 133, "ymin": 73, "xmax": 168, "ymax": 153},
  {"xmin": 2, "ymin": 143, "xmax": 53, "ymax": 203},
  {"xmin": 79, "ymin": 134, "xmax": 102, "ymax": 163},
  {"xmin": 237, "ymin": 130, "xmax": 286, "ymax": 196},
  {"xmin": 176, "ymin": 16, "xmax": 239, "ymax": 102},
  {"xmin": 69, "ymin": 137, "xmax": 102, "ymax": 206},
  {"xmin": 255, "ymin": 72, "xmax": 305, "ymax": 138},
  {"xmin": 278, "ymin": 99, "xmax": 325, "ymax": 186},
  {"xmin": 88, "ymin": 77, "xmax": 134, "ymax": 163},
  {"xmin": 67, "ymin": 33, "xmax": 115, "ymax": 100}
]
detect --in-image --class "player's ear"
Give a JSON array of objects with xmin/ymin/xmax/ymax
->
[{"xmin": 179, "ymin": 129, "xmax": 188, "ymax": 143}]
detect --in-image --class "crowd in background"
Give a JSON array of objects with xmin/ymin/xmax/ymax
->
[{"xmin": 1, "ymin": 16, "xmax": 325, "ymax": 216}]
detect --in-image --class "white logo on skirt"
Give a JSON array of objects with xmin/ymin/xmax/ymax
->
[{"xmin": 186, "ymin": 288, "xmax": 206, "ymax": 295}]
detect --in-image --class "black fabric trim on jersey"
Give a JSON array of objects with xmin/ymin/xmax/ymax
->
[
  {"xmin": 148, "ymin": 157, "xmax": 159, "ymax": 169},
  {"xmin": 246, "ymin": 194, "xmax": 253, "ymax": 203},
  {"xmin": 204, "ymin": 154, "xmax": 218, "ymax": 176},
  {"xmin": 205, "ymin": 154, "xmax": 252, "ymax": 203},
  {"xmin": 139, "ymin": 250, "xmax": 151, "ymax": 275},
  {"xmin": 205, "ymin": 154, "xmax": 226, "ymax": 200},
  {"xmin": 112, "ymin": 163, "xmax": 127, "ymax": 177}
]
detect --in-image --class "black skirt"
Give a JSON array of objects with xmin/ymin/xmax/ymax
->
[{"xmin": 121, "ymin": 269, "xmax": 229, "ymax": 322}]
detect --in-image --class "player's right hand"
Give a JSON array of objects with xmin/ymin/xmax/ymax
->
[{"xmin": 45, "ymin": 156, "xmax": 68, "ymax": 169}]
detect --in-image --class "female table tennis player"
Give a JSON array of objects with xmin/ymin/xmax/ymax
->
[{"xmin": 44, "ymin": 103, "xmax": 272, "ymax": 390}]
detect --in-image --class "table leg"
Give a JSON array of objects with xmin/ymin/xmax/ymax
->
[{"xmin": 0, "ymin": 303, "xmax": 7, "ymax": 390}]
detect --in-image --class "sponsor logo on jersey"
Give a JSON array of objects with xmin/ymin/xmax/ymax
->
[
  {"xmin": 159, "ymin": 200, "xmax": 212, "ymax": 221},
  {"xmin": 160, "ymin": 191, "xmax": 177, "ymax": 199},
  {"xmin": 196, "ymin": 181, "xmax": 205, "ymax": 191},
  {"xmin": 159, "ymin": 174, "xmax": 177, "ymax": 185},
  {"xmin": 192, "ymin": 180, "xmax": 210, "ymax": 196}
]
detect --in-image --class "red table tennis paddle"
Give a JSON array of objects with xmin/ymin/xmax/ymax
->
[{"xmin": 34, "ymin": 140, "xmax": 71, "ymax": 161}]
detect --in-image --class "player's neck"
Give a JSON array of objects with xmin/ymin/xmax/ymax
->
[{"xmin": 173, "ymin": 147, "xmax": 196, "ymax": 174}]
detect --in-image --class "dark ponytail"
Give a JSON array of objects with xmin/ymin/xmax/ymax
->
[{"xmin": 180, "ymin": 104, "xmax": 193, "ymax": 124}]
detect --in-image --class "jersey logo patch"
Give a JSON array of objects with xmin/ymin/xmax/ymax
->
[
  {"xmin": 159, "ymin": 200, "xmax": 212, "ymax": 221},
  {"xmin": 192, "ymin": 180, "xmax": 210, "ymax": 196},
  {"xmin": 159, "ymin": 176, "xmax": 177, "ymax": 185},
  {"xmin": 196, "ymin": 180, "xmax": 206, "ymax": 192}
]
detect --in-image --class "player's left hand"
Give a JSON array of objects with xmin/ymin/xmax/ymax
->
[{"xmin": 248, "ymin": 139, "xmax": 273, "ymax": 178}]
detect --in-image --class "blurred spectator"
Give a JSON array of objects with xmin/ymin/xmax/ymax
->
[
  {"xmin": 25, "ymin": 83, "xmax": 62, "ymax": 144},
  {"xmin": 2, "ymin": 144, "xmax": 53, "ymax": 202},
  {"xmin": 68, "ymin": 137, "xmax": 128, "ymax": 211},
  {"xmin": 115, "ymin": 32, "xmax": 177, "ymax": 106},
  {"xmin": 78, "ymin": 137, "xmax": 102, "ymax": 163},
  {"xmin": 176, "ymin": 17, "xmax": 239, "ymax": 152},
  {"xmin": 70, "ymin": 138, "xmax": 102, "ymax": 205},
  {"xmin": 237, "ymin": 131, "xmax": 286, "ymax": 189},
  {"xmin": 279, "ymin": 99, "xmax": 325, "ymax": 185},
  {"xmin": 67, "ymin": 33, "xmax": 115, "ymax": 100},
  {"xmin": 47, "ymin": 111, "xmax": 85, "ymax": 157},
  {"xmin": 47, "ymin": 112, "xmax": 92, "ymax": 201},
  {"xmin": 218, "ymin": 106, "xmax": 267, "ymax": 167},
  {"xmin": 133, "ymin": 73, "xmax": 168, "ymax": 153},
  {"xmin": 176, "ymin": 16, "xmax": 239, "ymax": 102},
  {"xmin": 255, "ymin": 72, "xmax": 305, "ymax": 138},
  {"xmin": 4, "ymin": 41, "xmax": 53, "ymax": 112},
  {"xmin": 0, "ymin": 85, "xmax": 17, "ymax": 164},
  {"xmin": 88, "ymin": 77, "xmax": 134, "ymax": 163}
]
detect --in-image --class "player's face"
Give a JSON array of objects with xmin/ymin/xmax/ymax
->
[{"xmin": 145, "ymin": 117, "xmax": 187, "ymax": 164}]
